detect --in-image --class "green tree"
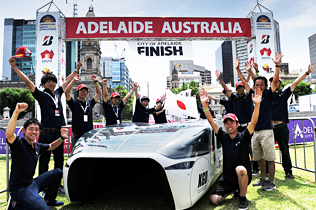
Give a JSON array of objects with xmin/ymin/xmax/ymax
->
[
  {"xmin": 0, "ymin": 87, "xmax": 35, "ymax": 119},
  {"xmin": 171, "ymin": 81, "xmax": 201, "ymax": 106},
  {"xmin": 280, "ymin": 79, "xmax": 312, "ymax": 100},
  {"xmin": 109, "ymin": 85, "xmax": 134, "ymax": 120}
]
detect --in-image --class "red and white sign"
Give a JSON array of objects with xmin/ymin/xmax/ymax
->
[
  {"xmin": 66, "ymin": 17, "xmax": 251, "ymax": 40},
  {"xmin": 253, "ymin": 13, "xmax": 276, "ymax": 79}
]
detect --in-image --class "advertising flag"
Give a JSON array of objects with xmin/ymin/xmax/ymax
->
[{"xmin": 253, "ymin": 13, "xmax": 276, "ymax": 80}]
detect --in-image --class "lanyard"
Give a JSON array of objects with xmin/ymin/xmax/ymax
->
[
  {"xmin": 43, "ymin": 92, "xmax": 58, "ymax": 109},
  {"xmin": 112, "ymin": 104, "xmax": 119, "ymax": 118},
  {"xmin": 80, "ymin": 101, "xmax": 88, "ymax": 114}
]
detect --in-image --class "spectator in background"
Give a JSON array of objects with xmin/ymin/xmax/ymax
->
[
  {"xmin": 207, "ymin": 87, "xmax": 234, "ymax": 116},
  {"xmin": 132, "ymin": 87, "xmax": 166, "ymax": 123},
  {"xmin": 103, "ymin": 79, "xmax": 138, "ymax": 126},
  {"xmin": 153, "ymin": 99, "xmax": 167, "ymax": 124},
  {"xmin": 197, "ymin": 99, "xmax": 216, "ymax": 119}
]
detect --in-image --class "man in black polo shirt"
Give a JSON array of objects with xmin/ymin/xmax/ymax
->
[
  {"xmin": 102, "ymin": 79, "xmax": 138, "ymax": 126},
  {"xmin": 215, "ymin": 70, "xmax": 253, "ymax": 129},
  {"xmin": 270, "ymin": 61, "xmax": 315, "ymax": 179},
  {"xmin": 216, "ymin": 68, "xmax": 259, "ymax": 175},
  {"xmin": 208, "ymin": 88, "xmax": 234, "ymax": 115},
  {"xmin": 64, "ymin": 74, "xmax": 102, "ymax": 150},
  {"xmin": 235, "ymin": 53, "xmax": 283, "ymax": 191},
  {"xmin": 197, "ymin": 99, "xmax": 216, "ymax": 119},
  {"xmin": 9, "ymin": 57, "xmax": 80, "ymax": 193},
  {"xmin": 6, "ymin": 103, "xmax": 68, "ymax": 208},
  {"xmin": 199, "ymin": 87, "xmax": 262, "ymax": 210},
  {"xmin": 153, "ymin": 99, "xmax": 167, "ymax": 124},
  {"xmin": 132, "ymin": 87, "xmax": 166, "ymax": 123}
]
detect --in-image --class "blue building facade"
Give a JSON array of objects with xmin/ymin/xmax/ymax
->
[
  {"xmin": 2, "ymin": 19, "xmax": 36, "ymax": 81},
  {"xmin": 100, "ymin": 57, "xmax": 132, "ymax": 91},
  {"xmin": 2, "ymin": 18, "xmax": 79, "ymax": 81}
]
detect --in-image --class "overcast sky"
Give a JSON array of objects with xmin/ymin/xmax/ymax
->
[{"xmin": 1, "ymin": 0, "xmax": 315, "ymax": 106}]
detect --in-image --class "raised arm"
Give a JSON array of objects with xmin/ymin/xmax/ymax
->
[
  {"xmin": 215, "ymin": 70, "xmax": 232, "ymax": 98},
  {"xmin": 6, "ymin": 103, "xmax": 28, "ymax": 144},
  {"xmin": 64, "ymin": 74, "xmax": 80, "ymax": 101},
  {"xmin": 122, "ymin": 82, "xmax": 138, "ymax": 105},
  {"xmin": 8, "ymin": 57, "xmax": 35, "ymax": 92},
  {"xmin": 199, "ymin": 88, "xmax": 219, "ymax": 134},
  {"xmin": 91, "ymin": 75, "xmax": 101, "ymax": 102},
  {"xmin": 235, "ymin": 59, "xmax": 251, "ymax": 93},
  {"xmin": 62, "ymin": 61, "xmax": 82, "ymax": 90},
  {"xmin": 48, "ymin": 128, "xmax": 68, "ymax": 151},
  {"xmin": 271, "ymin": 52, "xmax": 284, "ymax": 92},
  {"xmin": 155, "ymin": 94, "xmax": 166, "ymax": 110},
  {"xmin": 290, "ymin": 62, "xmax": 315, "ymax": 92},
  {"xmin": 208, "ymin": 94, "xmax": 220, "ymax": 103},
  {"xmin": 246, "ymin": 63, "xmax": 257, "ymax": 80},
  {"xmin": 155, "ymin": 108, "xmax": 165, "ymax": 116},
  {"xmin": 247, "ymin": 88, "xmax": 262, "ymax": 134},
  {"xmin": 134, "ymin": 82, "xmax": 140, "ymax": 100},
  {"xmin": 252, "ymin": 62, "xmax": 259, "ymax": 78},
  {"xmin": 102, "ymin": 79, "xmax": 109, "ymax": 102}
]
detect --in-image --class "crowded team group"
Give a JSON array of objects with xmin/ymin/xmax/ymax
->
[{"xmin": 5, "ymin": 52, "xmax": 315, "ymax": 209}]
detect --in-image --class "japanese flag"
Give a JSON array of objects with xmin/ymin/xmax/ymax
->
[{"xmin": 164, "ymin": 89, "xmax": 199, "ymax": 119}]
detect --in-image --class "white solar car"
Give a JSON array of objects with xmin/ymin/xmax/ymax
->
[{"xmin": 63, "ymin": 120, "xmax": 223, "ymax": 210}]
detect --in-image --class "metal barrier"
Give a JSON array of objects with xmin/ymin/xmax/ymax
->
[
  {"xmin": 275, "ymin": 117, "xmax": 316, "ymax": 182},
  {"xmin": 0, "ymin": 127, "xmax": 23, "ymax": 201}
]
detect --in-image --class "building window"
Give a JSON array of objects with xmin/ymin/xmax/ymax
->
[{"xmin": 87, "ymin": 58, "xmax": 92, "ymax": 69}]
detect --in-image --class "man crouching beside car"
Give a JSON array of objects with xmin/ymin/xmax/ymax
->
[
  {"xmin": 199, "ymin": 87, "xmax": 262, "ymax": 210},
  {"xmin": 6, "ymin": 103, "xmax": 67, "ymax": 209}
]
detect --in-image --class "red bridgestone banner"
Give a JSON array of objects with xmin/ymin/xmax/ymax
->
[{"xmin": 66, "ymin": 17, "xmax": 251, "ymax": 40}]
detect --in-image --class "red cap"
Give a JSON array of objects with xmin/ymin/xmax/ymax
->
[
  {"xmin": 13, "ymin": 46, "xmax": 32, "ymax": 58},
  {"xmin": 235, "ymin": 82, "xmax": 244, "ymax": 89},
  {"xmin": 223, "ymin": 113, "xmax": 239, "ymax": 123},
  {"xmin": 222, "ymin": 87, "xmax": 232, "ymax": 94},
  {"xmin": 111, "ymin": 92, "xmax": 120, "ymax": 98},
  {"xmin": 156, "ymin": 99, "xmax": 160, "ymax": 103},
  {"xmin": 269, "ymin": 76, "xmax": 281, "ymax": 82},
  {"xmin": 77, "ymin": 84, "xmax": 89, "ymax": 91}
]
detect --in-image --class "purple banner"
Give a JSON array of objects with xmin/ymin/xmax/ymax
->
[
  {"xmin": 0, "ymin": 128, "xmax": 24, "ymax": 154},
  {"xmin": 288, "ymin": 118, "xmax": 316, "ymax": 144}
]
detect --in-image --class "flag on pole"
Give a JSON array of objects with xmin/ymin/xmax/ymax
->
[
  {"xmin": 180, "ymin": 89, "xmax": 192, "ymax": 97},
  {"xmin": 164, "ymin": 89, "xmax": 199, "ymax": 119}
]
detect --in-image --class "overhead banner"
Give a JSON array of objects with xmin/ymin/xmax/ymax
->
[
  {"xmin": 128, "ymin": 41, "xmax": 193, "ymax": 58},
  {"xmin": 253, "ymin": 13, "xmax": 275, "ymax": 80},
  {"xmin": 65, "ymin": 17, "xmax": 251, "ymax": 40}
]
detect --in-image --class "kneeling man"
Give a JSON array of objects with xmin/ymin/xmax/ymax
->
[
  {"xmin": 199, "ymin": 88, "xmax": 262, "ymax": 210},
  {"xmin": 6, "ymin": 103, "xmax": 67, "ymax": 209}
]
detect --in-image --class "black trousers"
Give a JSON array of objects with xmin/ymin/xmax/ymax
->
[
  {"xmin": 38, "ymin": 129, "xmax": 64, "ymax": 196},
  {"xmin": 273, "ymin": 124, "xmax": 292, "ymax": 173}
]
